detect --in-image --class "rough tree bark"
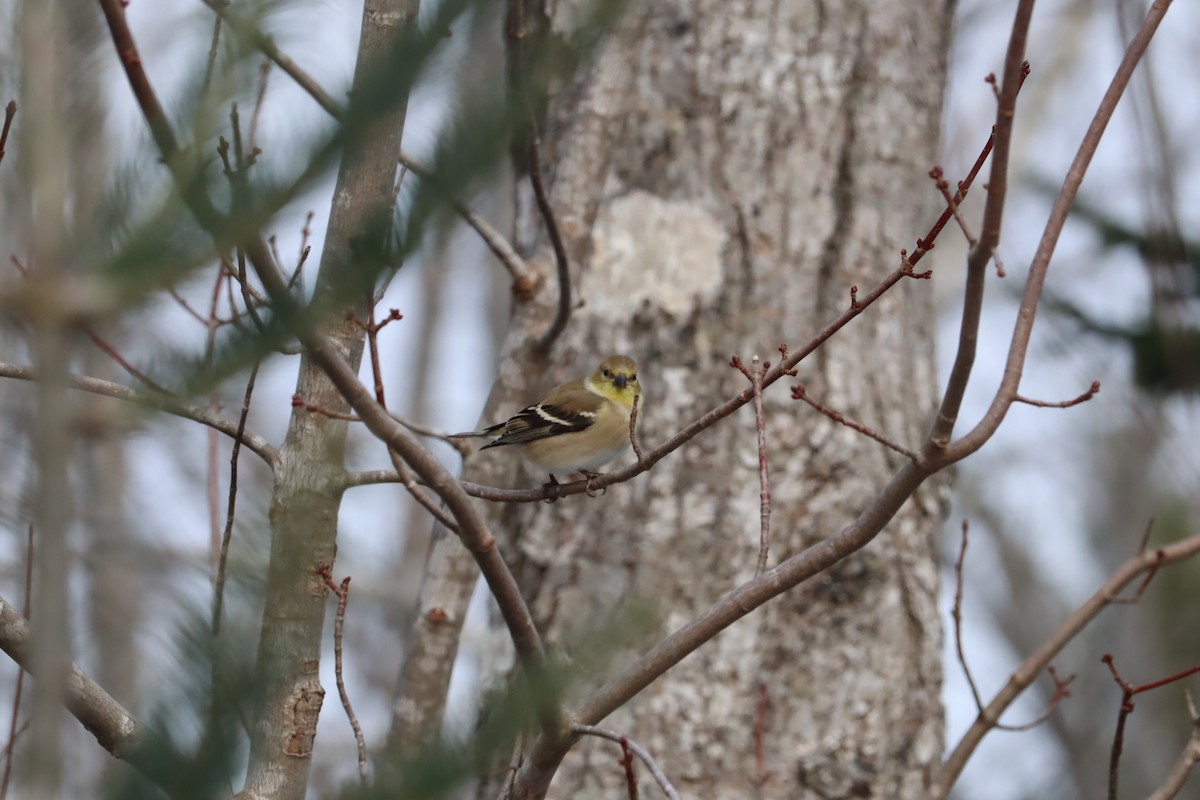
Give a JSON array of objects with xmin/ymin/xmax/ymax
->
[{"xmin": 473, "ymin": 1, "xmax": 954, "ymax": 797}]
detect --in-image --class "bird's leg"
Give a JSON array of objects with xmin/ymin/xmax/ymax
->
[
  {"xmin": 580, "ymin": 470, "xmax": 606, "ymax": 497},
  {"xmin": 541, "ymin": 473, "xmax": 560, "ymax": 503}
]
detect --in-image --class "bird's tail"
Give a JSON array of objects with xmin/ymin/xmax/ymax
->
[{"xmin": 449, "ymin": 422, "xmax": 504, "ymax": 439}]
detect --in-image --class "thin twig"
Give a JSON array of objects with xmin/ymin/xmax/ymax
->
[
  {"xmin": 731, "ymin": 355, "xmax": 772, "ymax": 576},
  {"xmin": 628, "ymin": 395, "xmax": 646, "ymax": 465},
  {"xmin": 573, "ymin": 726, "xmax": 681, "ymax": 800},
  {"xmin": 199, "ymin": 0, "xmax": 227, "ymax": 100},
  {"xmin": 199, "ymin": 0, "xmax": 342, "ymax": 118},
  {"xmin": 0, "ymin": 101, "xmax": 16, "ymax": 166},
  {"xmin": 193, "ymin": 0, "xmax": 537, "ymax": 297},
  {"xmin": 0, "ymin": 526, "xmax": 34, "ymax": 800},
  {"xmin": 211, "ymin": 362, "xmax": 260, "ymax": 638},
  {"xmin": 929, "ymin": 167, "xmax": 979, "ymax": 247},
  {"xmin": 952, "ymin": 521, "xmax": 1073, "ymax": 732},
  {"xmin": 361, "ymin": 306, "xmax": 403, "ymax": 407},
  {"xmin": 951, "ymin": 520, "xmax": 986, "ymax": 711},
  {"xmin": 0, "ymin": 361, "xmax": 279, "ymax": 465},
  {"xmin": 249, "ymin": 59, "xmax": 271, "ymax": 151},
  {"xmin": 319, "ymin": 568, "xmax": 368, "ymax": 787},
  {"xmin": 791, "ymin": 385, "xmax": 918, "ymax": 461},
  {"xmin": 388, "ymin": 449, "xmax": 461, "ymax": 533},
  {"xmin": 529, "ymin": 132, "xmax": 571, "ymax": 351},
  {"xmin": 204, "ymin": 265, "xmax": 228, "ymax": 572},
  {"xmin": 11, "ymin": 256, "xmax": 172, "ymax": 394},
  {"xmin": 397, "ymin": 151, "xmax": 540, "ymax": 297},
  {"xmin": 996, "ymin": 666, "xmax": 1074, "ymax": 733},
  {"xmin": 292, "ymin": 394, "xmax": 361, "ymax": 421},
  {"xmin": 1146, "ymin": 691, "xmax": 1200, "ymax": 800},
  {"xmin": 1013, "ymin": 380, "xmax": 1100, "ymax": 408}
]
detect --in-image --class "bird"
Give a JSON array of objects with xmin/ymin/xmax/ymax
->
[{"xmin": 453, "ymin": 354, "xmax": 642, "ymax": 486}]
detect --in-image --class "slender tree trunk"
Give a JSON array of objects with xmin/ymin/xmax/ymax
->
[
  {"xmin": 239, "ymin": 2, "xmax": 420, "ymax": 798},
  {"xmin": 488, "ymin": 1, "xmax": 953, "ymax": 796}
]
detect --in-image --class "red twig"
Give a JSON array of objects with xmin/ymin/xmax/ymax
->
[
  {"xmin": 573, "ymin": 725, "xmax": 680, "ymax": 800},
  {"xmin": 1103, "ymin": 654, "xmax": 1200, "ymax": 800},
  {"xmin": 791, "ymin": 385, "xmax": 918, "ymax": 461},
  {"xmin": 929, "ymin": 167, "xmax": 979, "ymax": 249},
  {"xmin": 292, "ymin": 394, "xmax": 360, "ymax": 421},
  {"xmin": 359, "ymin": 307, "xmax": 403, "ymax": 407},
  {"xmin": 618, "ymin": 735, "xmax": 639, "ymax": 800},
  {"xmin": 731, "ymin": 355, "xmax": 772, "ymax": 576},
  {"xmin": 1014, "ymin": 380, "xmax": 1101, "ymax": 409},
  {"xmin": 319, "ymin": 567, "xmax": 368, "ymax": 786},
  {"xmin": 0, "ymin": 101, "xmax": 16, "ymax": 167},
  {"xmin": 755, "ymin": 681, "xmax": 769, "ymax": 788},
  {"xmin": 911, "ymin": 62, "xmax": 1030, "ymax": 265}
]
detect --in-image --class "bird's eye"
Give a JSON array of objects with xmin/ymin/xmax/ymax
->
[
  {"xmin": 631, "ymin": 374, "xmax": 637, "ymax": 382},
  {"xmin": 602, "ymin": 369, "xmax": 612, "ymax": 378}
]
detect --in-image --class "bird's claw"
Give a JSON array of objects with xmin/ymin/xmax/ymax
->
[{"xmin": 580, "ymin": 470, "xmax": 606, "ymax": 497}]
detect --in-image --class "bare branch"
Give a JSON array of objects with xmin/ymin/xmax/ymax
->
[
  {"xmin": 195, "ymin": 0, "xmax": 539, "ymax": 297},
  {"xmin": 947, "ymin": 0, "xmax": 1174, "ymax": 461},
  {"xmin": 935, "ymin": 531, "xmax": 1200, "ymax": 798},
  {"xmin": 246, "ymin": 254, "xmax": 556, "ymax": 734},
  {"xmin": 0, "ymin": 597, "xmax": 187, "ymax": 797},
  {"xmin": 0, "ymin": 362, "xmax": 279, "ymax": 466},
  {"xmin": 923, "ymin": 0, "xmax": 1034, "ymax": 452}
]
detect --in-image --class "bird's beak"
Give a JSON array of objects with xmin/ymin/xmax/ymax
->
[{"xmin": 614, "ymin": 375, "xmax": 628, "ymax": 389}]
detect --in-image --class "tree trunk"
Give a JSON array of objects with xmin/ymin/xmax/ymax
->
[
  {"xmin": 493, "ymin": 1, "xmax": 953, "ymax": 796},
  {"xmin": 240, "ymin": 2, "xmax": 420, "ymax": 798}
]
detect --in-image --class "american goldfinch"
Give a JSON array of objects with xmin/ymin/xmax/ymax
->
[{"xmin": 454, "ymin": 355, "xmax": 641, "ymax": 481}]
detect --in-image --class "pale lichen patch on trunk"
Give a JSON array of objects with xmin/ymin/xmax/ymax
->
[{"xmin": 586, "ymin": 190, "xmax": 725, "ymax": 319}]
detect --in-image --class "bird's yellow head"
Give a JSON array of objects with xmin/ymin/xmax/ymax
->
[{"xmin": 590, "ymin": 354, "xmax": 641, "ymax": 407}]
